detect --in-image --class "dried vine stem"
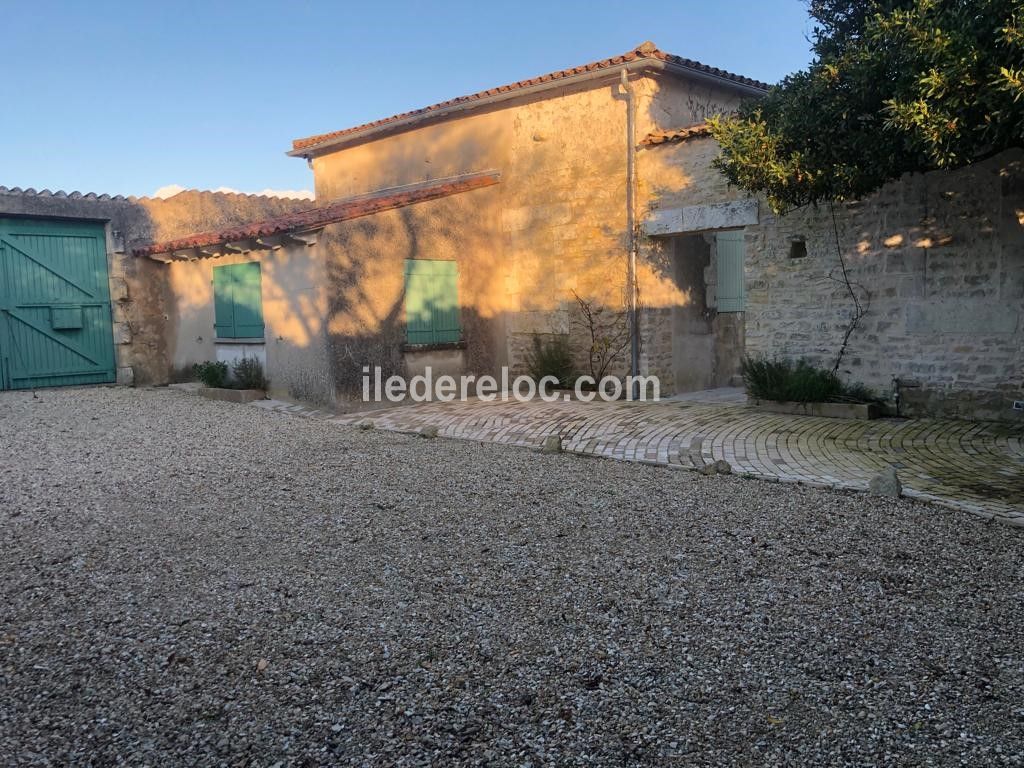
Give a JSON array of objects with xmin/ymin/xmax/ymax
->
[
  {"xmin": 828, "ymin": 201, "xmax": 870, "ymax": 375},
  {"xmin": 571, "ymin": 290, "xmax": 631, "ymax": 382}
]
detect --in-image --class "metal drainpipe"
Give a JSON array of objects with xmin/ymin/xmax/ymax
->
[{"xmin": 620, "ymin": 69, "xmax": 640, "ymax": 400}]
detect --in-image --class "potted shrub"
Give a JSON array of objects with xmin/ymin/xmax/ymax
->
[
  {"xmin": 742, "ymin": 357, "xmax": 885, "ymax": 419},
  {"xmin": 192, "ymin": 358, "xmax": 268, "ymax": 403}
]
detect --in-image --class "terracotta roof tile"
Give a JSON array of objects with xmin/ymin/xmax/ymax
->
[
  {"xmin": 0, "ymin": 185, "xmax": 130, "ymax": 202},
  {"xmin": 133, "ymin": 171, "xmax": 500, "ymax": 258},
  {"xmin": 639, "ymin": 123, "xmax": 713, "ymax": 147},
  {"xmin": 0, "ymin": 185, "xmax": 313, "ymax": 204},
  {"xmin": 291, "ymin": 42, "xmax": 768, "ymax": 154}
]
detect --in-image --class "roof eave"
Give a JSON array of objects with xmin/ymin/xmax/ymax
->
[
  {"xmin": 134, "ymin": 170, "xmax": 502, "ymax": 260},
  {"xmin": 287, "ymin": 58, "xmax": 768, "ymax": 159},
  {"xmin": 659, "ymin": 60, "xmax": 769, "ymax": 98}
]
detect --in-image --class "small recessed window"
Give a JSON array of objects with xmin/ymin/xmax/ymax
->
[{"xmin": 789, "ymin": 239, "xmax": 807, "ymax": 259}]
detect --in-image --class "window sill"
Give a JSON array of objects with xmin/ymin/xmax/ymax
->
[
  {"xmin": 214, "ymin": 337, "xmax": 265, "ymax": 345},
  {"xmin": 402, "ymin": 341, "xmax": 467, "ymax": 353}
]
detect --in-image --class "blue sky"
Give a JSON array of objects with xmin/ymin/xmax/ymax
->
[{"xmin": 3, "ymin": 1, "xmax": 814, "ymax": 199}]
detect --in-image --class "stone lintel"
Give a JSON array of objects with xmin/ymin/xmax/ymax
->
[{"xmin": 643, "ymin": 199, "xmax": 759, "ymax": 236}]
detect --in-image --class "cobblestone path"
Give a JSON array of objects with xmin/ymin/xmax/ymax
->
[{"xmin": 255, "ymin": 397, "xmax": 1024, "ymax": 524}]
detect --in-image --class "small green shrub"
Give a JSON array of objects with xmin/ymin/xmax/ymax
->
[
  {"xmin": 741, "ymin": 357, "xmax": 879, "ymax": 404},
  {"xmin": 193, "ymin": 360, "xmax": 228, "ymax": 388},
  {"xmin": 526, "ymin": 335, "xmax": 575, "ymax": 388},
  {"xmin": 233, "ymin": 357, "xmax": 268, "ymax": 390}
]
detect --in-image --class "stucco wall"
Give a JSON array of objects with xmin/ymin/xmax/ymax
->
[
  {"xmin": 165, "ymin": 242, "xmax": 333, "ymax": 405},
  {"xmin": 0, "ymin": 188, "xmax": 308, "ymax": 386},
  {"xmin": 639, "ymin": 128, "xmax": 1024, "ymax": 421},
  {"xmin": 311, "ymin": 72, "xmax": 750, "ymax": 397},
  {"xmin": 607, "ymin": 76, "xmax": 750, "ymax": 393}
]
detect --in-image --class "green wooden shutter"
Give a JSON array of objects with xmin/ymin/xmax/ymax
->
[
  {"xmin": 232, "ymin": 263, "xmax": 264, "ymax": 338},
  {"xmin": 715, "ymin": 231, "xmax": 746, "ymax": 313},
  {"xmin": 404, "ymin": 259, "xmax": 460, "ymax": 344},
  {"xmin": 213, "ymin": 263, "xmax": 264, "ymax": 339},
  {"xmin": 0, "ymin": 217, "xmax": 116, "ymax": 390},
  {"xmin": 213, "ymin": 267, "xmax": 234, "ymax": 338}
]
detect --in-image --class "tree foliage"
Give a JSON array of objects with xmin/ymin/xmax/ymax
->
[{"xmin": 709, "ymin": 0, "xmax": 1024, "ymax": 212}]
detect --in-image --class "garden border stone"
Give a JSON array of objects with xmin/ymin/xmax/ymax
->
[
  {"xmin": 198, "ymin": 387, "xmax": 267, "ymax": 404},
  {"xmin": 747, "ymin": 398, "xmax": 882, "ymax": 420}
]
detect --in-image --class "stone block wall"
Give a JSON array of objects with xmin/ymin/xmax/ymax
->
[
  {"xmin": 749, "ymin": 152, "xmax": 1024, "ymax": 420},
  {"xmin": 640, "ymin": 129, "xmax": 1024, "ymax": 421}
]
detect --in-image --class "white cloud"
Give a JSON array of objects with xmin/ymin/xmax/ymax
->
[
  {"xmin": 253, "ymin": 188, "xmax": 314, "ymax": 200},
  {"xmin": 152, "ymin": 184, "xmax": 187, "ymax": 199},
  {"xmin": 152, "ymin": 184, "xmax": 313, "ymax": 200}
]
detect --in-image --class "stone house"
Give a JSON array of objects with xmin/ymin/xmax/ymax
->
[
  {"xmin": 4, "ymin": 42, "xmax": 1022, "ymax": 421},
  {"xmin": 146, "ymin": 43, "xmax": 767, "ymax": 405},
  {"xmin": 0, "ymin": 187, "xmax": 308, "ymax": 388}
]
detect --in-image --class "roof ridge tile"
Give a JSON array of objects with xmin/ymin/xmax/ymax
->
[
  {"xmin": 291, "ymin": 43, "xmax": 770, "ymax": 154},
  {"xmin": 0, "ymin": 186, "xmax": 130, "ymax": 202}
]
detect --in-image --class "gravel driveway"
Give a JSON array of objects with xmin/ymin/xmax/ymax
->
[{"xmin": 1, "ymin": 388, "xmax": 1022, "ymax": 766}]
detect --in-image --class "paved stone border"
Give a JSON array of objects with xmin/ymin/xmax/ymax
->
[
  {"xmin": 251, "ymin": 397, "xmax": 1024, "ymax": 526},
  {"xmin": 197, "ymin": 387, "xmax": 266, "ymax": 403}
]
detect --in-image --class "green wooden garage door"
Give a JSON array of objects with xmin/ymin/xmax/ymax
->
[{"xmin": 0, "ymin": 218, "xmax": 116, "ymax": 390}]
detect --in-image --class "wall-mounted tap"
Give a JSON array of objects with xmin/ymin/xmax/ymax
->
[{"xmin": 891, "ymin": 376, "xmax": 921, "ymax": 418}]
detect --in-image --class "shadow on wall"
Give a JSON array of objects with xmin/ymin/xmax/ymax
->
[
  {"xmin": 129, "ymin": 75, "xmax": 766, "ymax": 400},
  {"xmin": 322, "ymin": 192, "xmax": 507, "ymax": 397},
  {"xmin": 164, "ymin": 239, "xmax": 337, "ymax": 404},
  {"xmin": 314, "ymin": 78, "xmax": 741, "ymax": 399},
  {"xmin": 137, "ymin": 192, "xmax": 313, "ymax": 386},
  {"xmin": 151, "ymin": 79, "xmax": 787, "ymax": 399},
  {"xmin": 319, "ymin": 123, "xmax": 509, "ymax": 398}
]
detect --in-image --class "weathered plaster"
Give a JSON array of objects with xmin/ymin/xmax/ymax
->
[{"xmin": 165, "ymin": 241, "xmax": 334, "ymax": 405}]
